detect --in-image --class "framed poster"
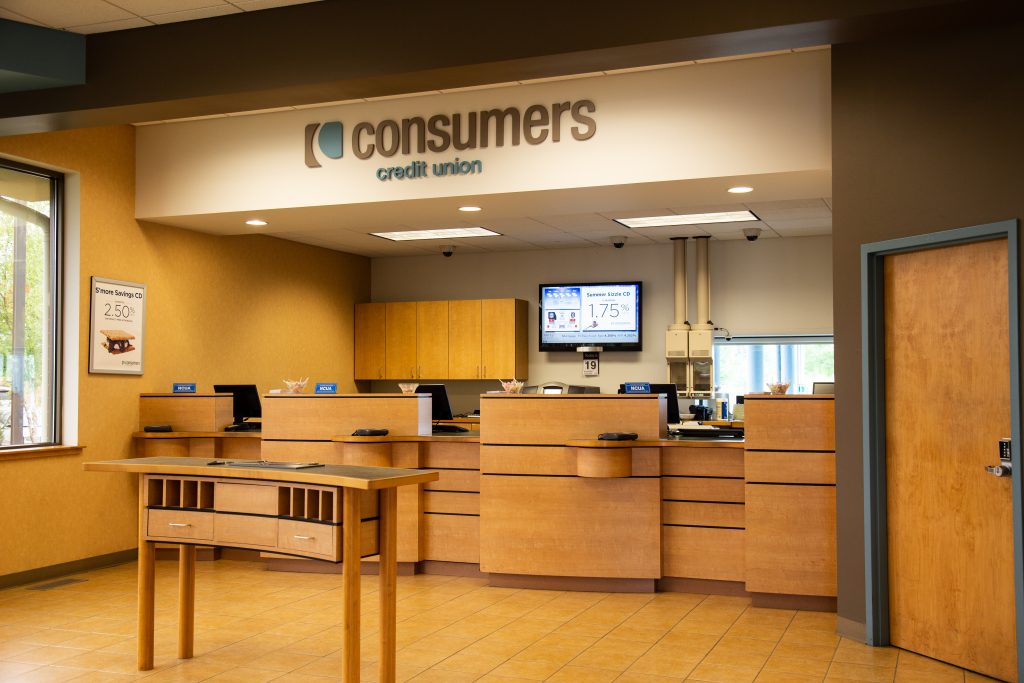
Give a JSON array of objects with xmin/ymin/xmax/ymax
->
[{"xmin": 89, "ymin": 276, "xmax": 146, "ymax": 375}]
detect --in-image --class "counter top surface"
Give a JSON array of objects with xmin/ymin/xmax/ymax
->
[
  {"xmin": 568, "ymin": 438, "xmax": 744, "ymax": 449},
  {"xmin": 334, "ymin": 432, "xmax": 480, "ymax": 443},
  {"xmin": 132, "ymin": 431, "xmax": 261, "ymax": 439}
]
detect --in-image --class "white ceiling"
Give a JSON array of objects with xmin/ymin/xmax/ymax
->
[{"xmin": 0, "ymin": 0, "xmax": 321, "ymax": 34}]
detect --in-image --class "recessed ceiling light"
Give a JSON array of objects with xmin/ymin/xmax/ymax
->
[
  {"xmin": 727, "ymin": 186, "xmax": 753, "ymax": 193},
  {"xmin": 245, "ymin": 219, "xmax": 268, "ymax": 226},
  {"xmin": 371, "ymin": 227, "xmax": 502, "ymax": 241},
  {"xmin": 458, "ymin": 206, "xmax": 482, "ymax": 212},
  {"xmin": 614, "ymin": 211, "xmax": 759, "ymax": 228}
]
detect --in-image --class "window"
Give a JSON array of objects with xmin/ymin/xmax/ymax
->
[
  {"xmin": 0, "ymin": 159, "xmax": 62, "ymax": 448},
  {"xmin": 713, "ymin": 336, "xmax": 834, "ymax": 403}
]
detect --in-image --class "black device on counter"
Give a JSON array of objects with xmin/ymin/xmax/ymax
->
[
  {"xmin": 143, "ymin": 424, "xmax": 172, "ymax": 432},
  {"xmin": 598, "ymin": 432, "xmax": 638, "ymax": 441},
  {"xmin": 214, "ymin": 384, "xmax": 262, "ymax": 432},
  {"xmin": 688, "ymin": 404, "xmax": 713, "ymax": 421},
  {"xmin": 352, "ymin": 428, "xmax": 389, "ymax": 436},
  {"xmin": 432, "ymin": 423, "xmax": 469, "ymax": 433}
]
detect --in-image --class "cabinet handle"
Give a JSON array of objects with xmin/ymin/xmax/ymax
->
[
  {"xmin": 293, "ymin": 535, "xmax": 314, "ymax": 541},
  {"xmin": 477, "ymin": 366, "xmax": 480, "ymax": 378},
  {"xmin": 168, "ymin": 523, "xmax": 191, "ymax": 528},
  {"xmin": 483, "ymin": 365, "xmax": 487, "ymax": 377}
]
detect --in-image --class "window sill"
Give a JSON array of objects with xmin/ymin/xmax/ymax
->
[{"xmin": 0, "ymin": 445, "xmax": 84, "ymax": 462}]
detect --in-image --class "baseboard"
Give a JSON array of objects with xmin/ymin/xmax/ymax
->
[
  {"xmin": 262, "ymin": 557, "xmax": 415, "ymax": 575},
  {"xmin": 219, "ymin": 548, "xmax": 261, "ymax": 561},
  {"xmin": 657, "ymin": 577, "xmax": 750, "ymax": 597},
  {"xmin": 488, "ymin": 573, "xmax": 656, "ymax": 593},
  {"xmin": 0, "ymin": 549, "xmax": 137, "ymax": 590},
  {"xmin": 155, "ymin": 546, "xmax": 220, "ymax": 561},
  {"xmin": 750, "ymin": 592, "xmax": 837, "ymax": 612},
  {"xmin": 836, "ymin": 615, "xmax": 867, "ymax": 641},
  {"xmin": 417, "ymin": 561, "xmax": 488, "ymax": 578}
]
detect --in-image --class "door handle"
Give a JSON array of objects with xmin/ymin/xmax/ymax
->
[{"xmin": 985, "ymin": 464, "xmax": 1012, "ymax": 477}]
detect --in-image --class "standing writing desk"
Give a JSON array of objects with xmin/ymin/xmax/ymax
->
[{"xmin": 83, "ymin": 456, "xmax": 438, "ymax": 682}]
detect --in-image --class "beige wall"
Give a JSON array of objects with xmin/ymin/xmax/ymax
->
[{"xmin": 0, "ymin": 126, "xmax": 369, "ymax": 578}]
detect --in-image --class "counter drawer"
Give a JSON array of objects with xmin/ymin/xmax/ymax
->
[
  {"xmin": 663, "ymin": 501, "xmax": 744, "ymax": 528},
  {"xmin": 278, "ymin": 519, "xmax": 338, "ymax": 559},
  {"xmin": 424, "ymin": 491, "xmax": 480, "ymax": 515},
  {"xmin": 214, "ymin": 514, "xmax": 278, "ymax": 548},
  {"xmin": 662, "ymin": 476, "xmax": 744, "ymax": 503},
  {"xmin": 215, "ymin": 482, "xmax": 279, "ymax": 515},
  {"xmin": 423, "ymin": 513, "xmax": 479, "ymax": 564},
  {"xmin": 662, "ymin": 526, "xmax": 744, "ymax": 582},
  {"xmin": 661, "ymin": 447, "xmax": 744, "ymax": 477},
  {"xmin": 745, "ymin": 451, "xmax": 835, "ymax": 484},
  {"xmin": 423, "ymin": 469, "xmax": 479, "ymax": 493},
  {"xmin": 147, "ymin": 509, "xmax": 213, "ymax": 541},
  {"xmin": 422, "ymin": 442, "xmax": 480, "ymax": 469}
]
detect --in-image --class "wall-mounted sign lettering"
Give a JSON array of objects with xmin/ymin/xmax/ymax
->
[
  {"xmin": 622, "ymin": 382, "xmax": 651, "ymax": 394},
  {"xmin": 305, "ymin": 99, "xmax": 597, "ymax": 170},
  {"xmin": 173, "ymin": 383, "xmax": 197, "ymax": 393},
  {"xmin": 88, "ymin": 276, "xmax": 146, "ymax": 375},
  {"xmin": 315, "ymin": 383, "xmax": 338, "ymax": 394}
]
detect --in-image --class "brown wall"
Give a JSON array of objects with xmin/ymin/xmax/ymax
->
[
  {"xmin": 832, "ymin": 22, "xmax": 1024, "ymax": 624},
  {"xmin": 0, "ymin": 126, "xmax": 369, "ymax": 577}
]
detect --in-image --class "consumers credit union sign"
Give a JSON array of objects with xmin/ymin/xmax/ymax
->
[{"xmin": 303, "ymin": 99, "xmax": 597, "ymax": 182}]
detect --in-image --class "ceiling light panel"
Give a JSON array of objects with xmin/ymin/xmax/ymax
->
[
  {"xmin": 614, "ymin": 210, "xmax": 759, "ymax": 228},
  {"xmin": 370, "ymin": 227, "xmax": 502, "ymax": 241}
]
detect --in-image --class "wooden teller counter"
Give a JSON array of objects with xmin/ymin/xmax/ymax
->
[{"xmin": 133, "ymin": 391, "xmax": 836, "ymax": 611}]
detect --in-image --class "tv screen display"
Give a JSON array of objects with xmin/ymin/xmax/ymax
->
[{"xmin": 539, "ymin": 281, "xmax": 642, "ymax": 351}]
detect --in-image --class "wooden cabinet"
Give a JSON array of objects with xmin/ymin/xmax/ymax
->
[
  {"xmin": 416, "ymin": 301, "xmax": 449, "ymax": 378},
  {"xmin": 449, "ymin": 300, "xmax": 482, "ymax": 379},
  {"xmin": 481, "ymin": 298, "xmax": 528, "ymax": 379},
  {"xmin": 354, "ymin": 303, "xmax": 385, "ymax": 380},
  {"xmin": 384, "ymin": 302, "xmax": 417, "ymax": 379},
  {"xmin": 355, "ymin": 298, "xmax": 528, "ymax": 380}
]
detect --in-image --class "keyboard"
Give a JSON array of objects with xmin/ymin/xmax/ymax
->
[
  {"xmin": 225, "ymin": 422, "xmax": 261, "ymax": 432},
  {"xmin": 432, "ymin": 424, "xmax": 470, "ymax": 433}
]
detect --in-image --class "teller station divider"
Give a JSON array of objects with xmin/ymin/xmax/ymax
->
[{"xmin": 134, "ymin": 394, "xmax": 262, "ymax": 460}]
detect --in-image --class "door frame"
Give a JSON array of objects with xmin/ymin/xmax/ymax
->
[{"xmin": 862, "ymin": 219, "xmax": 1022, "ymax": 675}]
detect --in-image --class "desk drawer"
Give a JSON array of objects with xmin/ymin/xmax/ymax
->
[
  {"xmin": 215, "ymin": 482, "xmax": 279, "ymax": 515},
  {"xmin": 662, "ymin": 476, "xmax": 744, "ymax": 503},
  {"xmin": 663, "ymin": 501, "xmax": 744, "ymax": 528},
  {"xmin": 147, "ymin": 509, "xmax": 213, "ymax": 541},
  {"xmin": 423, "ymin": 469, "xmax": 479, "ymax": 493},
  {"xmin": 279, "ymin": 520, "xmax": 338, "ymax": 559},
  {"xmin": 214, "ymin": 514, "xmax": 278, "ymax": 548}
]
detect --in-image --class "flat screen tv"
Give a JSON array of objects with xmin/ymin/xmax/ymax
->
[{"xmin": 539, "ymin": 281, "xmax": 642, "ymax": 352}]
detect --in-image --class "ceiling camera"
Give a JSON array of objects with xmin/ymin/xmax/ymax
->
[
  {"xmin": 441, "ymin": 245, "xmax": 456, "ymax": 257},
  {"xmin": 742, "ymin": 227, "xmax": 762, "ymax": 242},
  {"xmin": 611, "ymin": 236, "xmax": 628, "ymax": 249}
]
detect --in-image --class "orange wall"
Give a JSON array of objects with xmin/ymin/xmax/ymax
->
[{"xmin": 0, "ymin": 126, "xmax": 369, "ymax": 577}]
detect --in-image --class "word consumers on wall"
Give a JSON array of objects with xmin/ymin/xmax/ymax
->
[
  {"xmin": 305, "ymin": 99, "xmax": 597, "ymax": 169},
  {"xmin": 89, "ymin": 276, "xmax": 146, "ymax": 375}
]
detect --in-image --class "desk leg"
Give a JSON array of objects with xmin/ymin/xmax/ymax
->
[
  {"xmin": 178, "ymin": 544, "xmax": 196, "ymax": 659},
  {"xmin": 342, "ymin": 489, "xmax": 362, "ymax": 683},
  {"xmin": 137, "ymin": 479, "xmax": 155, "ymax": 671},
  {"xmin": 379, "ymin": 488, "xmax": 398, "ymax": 683}
]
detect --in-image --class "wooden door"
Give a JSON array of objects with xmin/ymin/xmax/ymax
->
[
  {"xmin": 416, "ymin": 301, "xmax": 449, "ymax": 379},
  {"xmin": 449, "ymin": 299, "xmax": 482, "ymax": 379},
  {"xmin": 885, "ymin": 238, "xmax": 1014, "ymax": 681},
  {"xmin": 384, "ymin": 302, "xmax": 416, "ymax": 380},
  {"xmin": 354, "ymin": 303, "xmax": 385, "ymax": 380}
]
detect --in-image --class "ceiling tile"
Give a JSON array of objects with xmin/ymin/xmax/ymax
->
[
  {"xmin": 760, "ymin": 216, "xmax": 832, "ymax": 231},
  {"xmin": 768, "ymin": 224, "xmax": 833, "ymax": 238},
  {"xmin": 110, "ymin": 0, "xmax": 225, "ymax": 15},
  {"xmin": 0, "ymin": 8, "xmax": 42, "ymax": 24},
  {"xmin": 147, "ymin": 4, "xmax": 240, "ymax": 23},
  {"xmin": 68, "ymin": 16, "xmax": 153, "ymax": 33},
  {"xmin": 533, "ymin": 213, "xmax": 621, "ymax": 231},
  {"xmin": 232, "ymin": 0, "xmax": 321, "ymax": 8},
  {"xmin": 1, "ymin": 0, "xmax": 133, "ymax": 27}
]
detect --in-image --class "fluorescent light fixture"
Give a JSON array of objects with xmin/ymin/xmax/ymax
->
[
  {"xmin": 245, "ymin": 219, "xmax": 268, "ymax": 226},
  {"xmin": 614, "ymin": 210, "xmax": 759, "ymax": 228},
  {"xmin": 371, "ymin": 227, "xmax": 501, "ymax": 241},
  {"xmin": 458, "ymin": 205, "xmax": 482, "ymax": 212},
  {"xmin": 727, "ymin": 186, "xmax": 753, "ymax": 194}
]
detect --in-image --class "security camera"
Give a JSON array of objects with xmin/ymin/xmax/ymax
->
[
  {"xmin": 742, "ymin": 227, "xmax": 762, "ymax": 242},
  {"xmin": 441, "ymin": 245, "xmax": 456, "ymax": 258},
  {"xmin": 610, "ymin": 236, "xmax": 627, "ymax": 249}
]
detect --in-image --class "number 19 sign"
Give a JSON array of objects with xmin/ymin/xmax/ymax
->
[{"xmin": 89, "ymin": 276, "xmax": 146, "ymax": 375}]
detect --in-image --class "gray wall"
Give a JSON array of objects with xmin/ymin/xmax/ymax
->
[{"xmin": 832, "ymin": 21, "xmax": 1024, "ymax": 626}]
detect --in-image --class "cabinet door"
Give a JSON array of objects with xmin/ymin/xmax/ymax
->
[
  {"xmin": 416, "ymin": 300, "xmax": 449, "ymax": 379},
  {"xmin": 354, "ymin": 303, "xmax": 385, "ymax": 379},
  {"xmin": 449, "ymin": 299, "xmax": 482, "ymax": 379},
  {"xmin": 384, "ymin": 302, "xmax": 417, "ymax": 379},
  {"xmin": 481, "ymin": 299, "xmax": 527, "ymax": 379}
]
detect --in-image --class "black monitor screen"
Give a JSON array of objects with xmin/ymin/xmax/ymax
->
[
  {"xmin": 213, "ymin": 384, "xmax": 262, "ymax": 425},
  {"xmin": 618, "ymin": 383, "xmax": 681, "ymax": 424},
  {"xmin": 415, "ymin": 384, "xmax": 454, "ymax": 421}
]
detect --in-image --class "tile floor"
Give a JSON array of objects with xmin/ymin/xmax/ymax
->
[{"xmin": 0, "ymin": 559, "xmax": 999, "ymax": 682}]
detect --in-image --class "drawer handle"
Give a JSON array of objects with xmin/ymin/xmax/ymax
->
[
  {"xmin": 168, "ymin": 523, "xmax": 191, "ymax": 528},
  {"xmin": 293, "ymin": 535, "xmax": 314, "ymax": 541}
]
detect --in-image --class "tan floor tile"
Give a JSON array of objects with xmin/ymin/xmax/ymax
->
[
  {"xmin": 606, "ymin": 623, "xmax": 671, "ymax": 644},
  {"xmin": 963, "ymin": 673, "xmax": 1001, "ymax": 683},
  {"xmin": 0, "ymin": 664, "xmax": 42, "ymax": 681},
  {"xmin": 266, "ymin": 673, "xmax": 341, "ymax": 683},
  {"xmin": 476, "ymin": 675, "xmax": 536, "ymax": 683},
  {"xmin": 432, "ymin": 651, "xmax": 508, "ymax": 674},
  {"xmin": 725, "ymin": 622, "xmax": 786, "ymax": 642},
  {"xmin": 17, "ymin": 630, "xmax": 81, "ymax": 647},
  {"xmin": 789, "ymin": 613, "xmax": 837, "ymax": 632},
  {"xmin": 6, "ymin": 645, "xmax": 88, "ymax": 665},
  {"xmin": 238, "ymin": 649, "xmax": 319, "ymax": 673},
  {"xmin": 570, "ymin": 637, "xmax": 651, "ymax": 672},
  {"xmin": 546, "ymin": 664, "xmax": 620, "ymax": 682},
  {"xmin": 556, "ymin": 619, "xmax": 619, "ymax": 638},
  {"xmin": 781, "ymin": 630, "xmax": 841, "ymax": 649},
  {"xmin": 201, "ymin": 667, "xmax": 282, "ymax": 683},
  {"xmin": 614, "ymin": 672, "xmax": 684, "ymax": 683},
  {"xmin": 4, "ymin": 665, "xmax": 85, "ymax": 683},
  {"xmin": 66, "ymin": 671, "xmax": 147, "ymax": 682},
  {"xmin": 825, "ymin": 661, "xmax": 895, "ymax": 683},
  {"xmin": 55, "ymin": 633, "xmax": 129, "ymax": 651},
  {"xmin": 831, "ymin": 640, "xmax": 899, "ymax": 668},
  {"xmin": 409, "ymin": 669, "xmax": 481, "ymax": 682},
  {"xmin": 754, "ymin": 672, "xmax": 824, "ymax": 683},
  {"xmin": 488, "ymin": 657, "xmax": 563, "ymax": 680},
  {"xmin": 772, "ymin": 641, "xmax": 839, "ymax": 662},
  {"xmin": 895, "ymin": 650, "xmax": 966, "ymax": 675},
  {"xmin": 628, "ymin": 648, "xmax": 700, "ymax": 679},
  {"xmin": 893, "ymin": 668, "xmax": 964, "ymax": 683},
  {"xmin": 687, "ymin": 661, "xmax": 761, "ymax": 683},
  {"xmin": 763, "ymin": 654, "xmax": 831, "ymax": 677},
  {"xmin": 0, "ymin": 639, "xmax": 40, "ymax": 657}
]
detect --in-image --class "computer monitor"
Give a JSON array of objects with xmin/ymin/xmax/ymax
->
[
  {"xmin": 539, "ymin": 382, "xmax": 567, "ymax": 394},
  {"xmin": 812, "ymin": 381, "xmax": 835, "ymax": 394},
  {"xmin": 213, "ymin": 384, "xmax": 262, "ymax": 427},
  {"xmin": 618, "ymin": 382, "xmax": 681, "ymax": 424},
  {"xmin": 415, "ymin": 384, "xmax": 454, "ymax": 421}
]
